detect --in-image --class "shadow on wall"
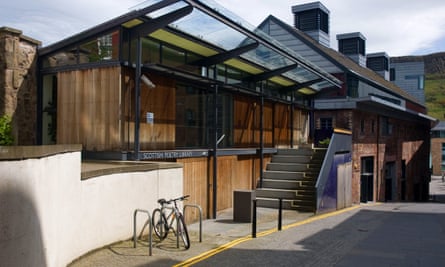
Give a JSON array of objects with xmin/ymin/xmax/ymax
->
[{"xmin": 0, "ymin": 187, "xmax": 46, "ymax": 266}]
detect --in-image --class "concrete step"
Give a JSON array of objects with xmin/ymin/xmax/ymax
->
[
  {"xmin": 261, "ymin": 179, "xmax": 317, "ymax": 191},
  {"xmin": 262, "ymin": 179, "xmax": 299, "ymax": 190},
  {"xmin": 256, "ymin": 188, "xmax": 298, "ymax": 199},
  {"xmin": 277, "ymin": 148, "xmax": 314, "ymax": 156},
  {"xmin": 271, "ymin": 154, "xmax": 311, "ymax": 164},
  {"xmin": 263, "ymin": 170, "xmax": 305, "ymax": 180},
  {"xmin": 267, "ymin": 163, "xmax": 309, "ymax": 172}
]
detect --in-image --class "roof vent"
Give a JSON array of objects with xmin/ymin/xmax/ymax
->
[
  {"xmin": 292, "ymin": 2, "xmax": 330, "ymax": 47},
  {"xmin": 337, "ymin": 32, "xmax": 367, "ymax": 67}
]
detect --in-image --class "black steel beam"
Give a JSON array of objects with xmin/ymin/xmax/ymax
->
[
  {"xmin": 244, "ymin": 63, "xmax": 299, "ymax": 82},
  {"xmin": 130, "ymin": 5, "xmax": 193, "ymax": 38},
  {"xmin": 279, "ymin": 78, "xmax": 324, "ymax": 94},
  {"xmin": 192, "ymin": 42, "xmax": 259, "ymax": 66}
]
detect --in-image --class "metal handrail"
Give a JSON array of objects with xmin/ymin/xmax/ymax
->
[
  {"xmin": 183, "ymin": 204, "xmax": 203, "ymax": 242},
  {"xmin": 133, "ymin": 209, "xmax": 152, "ymax": 256}
]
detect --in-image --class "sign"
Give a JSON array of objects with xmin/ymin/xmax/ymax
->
[{"xmin": 146, "ymin": 112, "xmax": 154, "ymax": 124}]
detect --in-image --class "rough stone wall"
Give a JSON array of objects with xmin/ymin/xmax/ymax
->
[{"xmin": 0, "ymin": 27, "xmax": 40, "ymax": 145}]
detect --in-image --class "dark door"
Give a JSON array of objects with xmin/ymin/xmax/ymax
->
[
  {"xmin": 385, "ymin": 162, "xmax": 396, "ymax": 201},
  {"xmin": 360, "ymin": 157, "xmax": 374, "ymax": 202}
]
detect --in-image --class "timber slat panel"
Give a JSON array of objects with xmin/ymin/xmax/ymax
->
[{"xmin": 57, "ymin": 67, "xmax": 121, "ymax": 150}]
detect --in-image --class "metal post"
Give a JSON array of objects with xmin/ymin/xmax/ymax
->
[
  {"xmin": 252, "ymin": 199, "xmax": 257, "ymax": 238},
  {"xmin": 278, "ymin": 198, "xmax": 282, "ymax": 231},
  {"xmin": 133, "ymin": 209, "xmax": 152, "ymax": 256},
  {"xmin": 259, "ymin": 84, "xmax": 264, "ymax": 188},
  {"xmin": 134, "ymin": 36, "xmax": 142, "ymax": 160},
  {"xmin": 184, "ymin": 204, "xmax": 203, "ymax": 242},
  {"xmin": 212, "ymin": 84, "xmax": 218, "ymax": 219}
]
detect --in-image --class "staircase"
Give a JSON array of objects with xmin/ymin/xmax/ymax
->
[{"xmin": 256, "ymin": 147, "xmax": 326, "ymax": 212}]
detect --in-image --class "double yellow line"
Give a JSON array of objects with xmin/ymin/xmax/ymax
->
[{"xmin": 174, "ymin": 205, "xmax": 363, "ymax": 266}]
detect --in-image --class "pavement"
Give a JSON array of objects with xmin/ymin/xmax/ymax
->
[{"xmin": 69, "ymin": 175, "xmax": 445, "ymax": 267}]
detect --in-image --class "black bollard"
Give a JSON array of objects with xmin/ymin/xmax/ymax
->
[
  {"xmin": 278, "ymin": 198, "xmax": 282, "ymax": 231},
  {"xmin": 252, "ymin": 199, "xmax": 257, "ymax": 238}
]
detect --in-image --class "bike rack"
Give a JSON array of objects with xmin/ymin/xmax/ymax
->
[
  {"xmin": 133, "ymin": 209, "xmax": 152, "ymax": 256},
  {"xmin": 183, "ymin": 204, "xmax": 203, "ymax": 243}
]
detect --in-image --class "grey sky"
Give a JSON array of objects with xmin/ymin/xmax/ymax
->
[{"xmin": 1, "ymin": 0, "xmax": 444, "ymax": 56}]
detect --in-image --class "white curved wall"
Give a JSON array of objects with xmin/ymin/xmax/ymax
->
[{"xmin": 0, "ymin": 150, "xmax": 183, "ymax": 267}]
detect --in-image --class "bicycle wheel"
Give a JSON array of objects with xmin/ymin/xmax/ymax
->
[
  {"xmin": 176, "ymin": 214, "xmax": 190, "ymax": 249},
  {"xmin": 152, "ymin": 208, "xmax": 168, "ymax": 240}
]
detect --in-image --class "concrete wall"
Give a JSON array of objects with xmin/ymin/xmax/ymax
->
[{"xmin": 0, "ymin": 145, "xmax": 183, "ymax": 267}]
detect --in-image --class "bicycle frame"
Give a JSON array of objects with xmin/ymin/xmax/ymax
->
[{"xmin": 153, "ymin": 195, "xmax": 190, "ymax": 249}]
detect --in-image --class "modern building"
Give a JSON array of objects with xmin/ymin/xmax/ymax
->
[
  {"xmin": 33, "ymin": 0, "xmax": 343, "ymax": 218},
  {"xmin": 390, "ymin": 56, "xmax": 425, "ymax": 104},
  {"xmin": 0, "ymin": 0, "xmax": 436, "ymax": 217},
  {"xmin": 259, "ymin": 1, "xmax": 435, "ymax": 203}
]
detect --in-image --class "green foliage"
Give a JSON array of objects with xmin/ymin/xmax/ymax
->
[
  {"xmin": 0, "ymin": 115, "xmax": 14, "ymax": 145},
  {"xmin": 425, "ymin": 74, "xmax": 445, "ymax": 120},
  {"xmin": 319, "ymin": 138, "xmax": 330, "ymax": 146}
]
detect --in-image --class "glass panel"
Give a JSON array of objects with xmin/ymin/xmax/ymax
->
[
  {"xmin": 131, "ymin": 0, "xmax": 338, "ymax": 91},
  {"xmin": 78, "ymin": 30, "xmax": 119, "ymax": 62},
  {"xmin": 161, "ymin": 45, "xmax": 185, "ymax": 67},
  {"xmin": 141, "ymin": 38, "xmax": 160, "ymax": 64},
  {"xmin": 176, "ymin": 85, "xmax": 207, "ymax": 148},
  {"xmin": 41, "ymin": 45, "xmax": 79, "ymax": 68}
]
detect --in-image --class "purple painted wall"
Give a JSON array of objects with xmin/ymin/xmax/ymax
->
[{"xmin": 318, "ymin": 152, "xmax": 351, "ymax": 212}]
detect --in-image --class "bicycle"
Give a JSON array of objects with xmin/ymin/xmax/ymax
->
[{"xmin": 152, "ymin": 195, "xmax": 190, "ymax": 249}]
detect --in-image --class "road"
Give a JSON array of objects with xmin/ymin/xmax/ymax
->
[{"xmin": 183, "ymin": 176, "xmax": 445, "ymax": 266}]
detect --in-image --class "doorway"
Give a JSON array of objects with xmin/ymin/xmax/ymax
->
[
  {"xmin": 385, "ymin": 162, "xmax": 396, "ymax": 201},
  {"xmin": 360, "ymin": 157, "xmax": 374, "ymax": 203}
]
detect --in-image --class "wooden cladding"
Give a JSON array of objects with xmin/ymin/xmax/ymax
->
[
  {"xmin": 57, "ymin": 67, "xmax": 121, "ymax": 151},
  {"xmin": 180, "ymin": 154, "xmax": 271, "ymax": 222},
  {"xmin": 233, "ymin": 95, "xmax": 309, "ymax": 147}
]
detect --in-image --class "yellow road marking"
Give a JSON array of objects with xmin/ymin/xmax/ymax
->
[{"xmin": 174, "ymin": 204, "xmax": 377, "ymax": 267}]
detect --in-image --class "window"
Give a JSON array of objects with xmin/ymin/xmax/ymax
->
[
  {"xmin": 320, "ymin": 117, "xmax": 333, "ymax": 129},
  {"xmin": 175, "ymin": 84, "xmax": 233, "ymax": 148},
  {"xmin": 360, "ymin": 119, "xmax": 365, "ymax": 134},
  {"xmin": 380, "ymin": 116, "xmax": 393, "ymax": 136},
  {"xmin": 405, "ymin": 75, "xmax": 424, "ymax": 90},
  {"xmin": 347, "ymin": 75, "xmax": 359, "ymax": 98}
]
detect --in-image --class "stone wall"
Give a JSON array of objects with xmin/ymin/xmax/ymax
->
[{"xmin": 0, "ymin": 27, "xmax": 40, "ymax": 145}]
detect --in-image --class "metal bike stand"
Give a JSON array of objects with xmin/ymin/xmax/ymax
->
[
  {"xmin": 183, "ymin": 204, "xmax": 203, "ymax": 242},
  {"xmin": 133, "ymin": 209, "xmax": 152, "ymax": 256}
]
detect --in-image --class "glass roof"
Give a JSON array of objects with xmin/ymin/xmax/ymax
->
[{"xmin": 129, "ymin": 0, "xmax": 341, "ymax": 92}]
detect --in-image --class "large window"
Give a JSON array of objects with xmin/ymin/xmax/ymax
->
[{"xmin": 175, "ymin": 84, "xmax": 233, "ymax": 148}]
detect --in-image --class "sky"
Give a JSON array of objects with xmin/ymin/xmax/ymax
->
[{"xmin": 1, "ymin": 0, "xmax": 445, "ymax": 56}]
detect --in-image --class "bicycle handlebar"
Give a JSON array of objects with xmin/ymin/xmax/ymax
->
[{"xmin": 157, "ymin": 195, "xmax": 190, "ymax": 205}]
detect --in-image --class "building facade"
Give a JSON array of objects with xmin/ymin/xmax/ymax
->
[
  {"xmin": 35, "ymin": 0, "xmax": 341, "ymax": 218},
  {"xmin": 259, "ymin": 2, "xmax": 434, "ymax": 203}
]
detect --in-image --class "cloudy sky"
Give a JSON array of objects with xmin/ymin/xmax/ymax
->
[{"xmin": 1, "ymin": 0, "xmax": 445, "ymax": 56}]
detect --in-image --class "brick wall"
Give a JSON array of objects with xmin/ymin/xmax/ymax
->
[{"xmin": 0, "ymin": 27, "xmax": 40, "ymax": 145}]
